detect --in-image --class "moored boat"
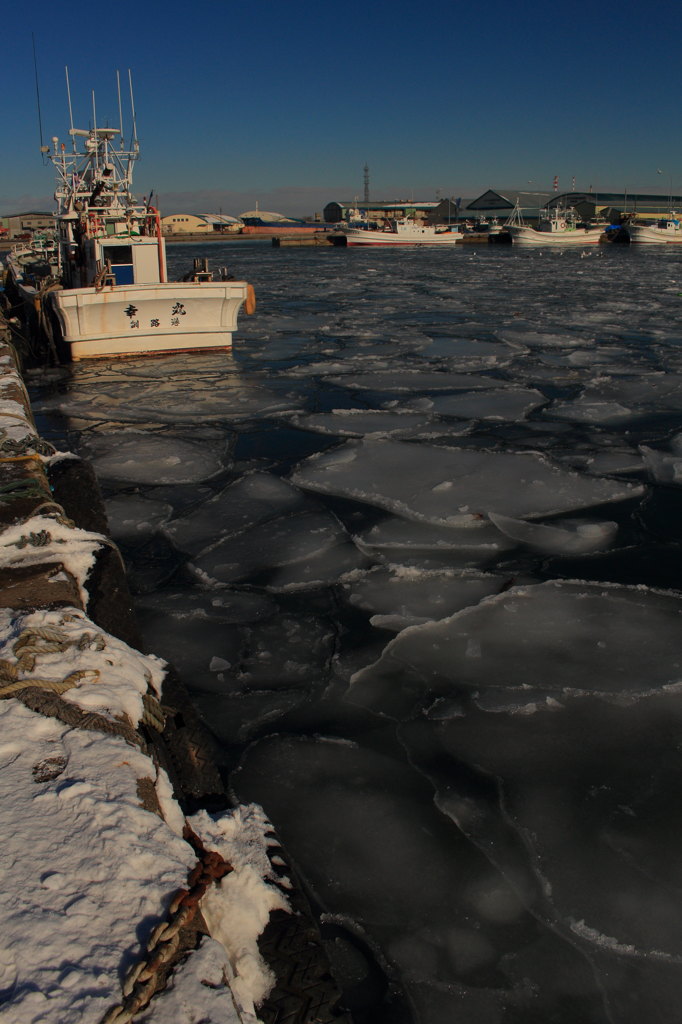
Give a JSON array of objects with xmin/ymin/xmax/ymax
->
[
  {"xmin": 507, "ymin": 204, "xmax": 603, "ymax": 246},
  {"xmin": 343, "ymin": 218, "xmax": 462, "ymax": 246},
  {"xmin": 627, "ymin": 217, "xmax": 682, "ymax": 244},
  {"xmin": 5, "ymin": 72, "xmax": 254, "ymax": 362}
]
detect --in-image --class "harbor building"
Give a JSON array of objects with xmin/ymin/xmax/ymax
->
[
  {"xmin": 465, "ymin": 189, "xmax": 682, "ymax": 223},
  {"xmin": 161, "ymin": 213, "xmax": 242, "ymax": 234},
  {"xmin": 324, "ymin": 200, "xmax": 441, "ymax": 224},
  {"xmin": 0, "ymin": 211, "xmax": 55, "ymax": 239}
]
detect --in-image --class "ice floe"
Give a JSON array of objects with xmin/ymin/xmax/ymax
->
[
  {"xmin": 353, "ymin": 516, "xmax": 516, "ymax": 559},
  {"xmin": 291, "ymin": 439, "xmax": 644, "ymax": 526},
  {"xmin": 428, "ymin": 387, "xmax": 547, "ymax": 420},
  {"xmin": 349, "ymin": 580, "xmax": 682, "ymax": 718},
  {"xmin": 340, "ymin": 566, "xmax": 512, "ymax": 630},
  {"xmin": 164, "ymin": 473, "xmax": 307, "ymax": 556},
  {"xmin": 287, "ymin": 409, "xmax": 444, "ymax": 439},
  {"xmin": 420, "ymin": 337, "xmax": 517, "ymax": 368},
  {"xmin": 324, "ymin": 369, "xmax": 496, "ymax": 391},
  {"xmin": 548, "ymin": 396, "xmax": 637, "ymax": 424},
  {"xmin": 82, "ymin": 432, "xmax": 227, "ymax": 484},
  {"xmin": 233, "ymin": 733, "xmax": 550, "ymax": 1021},
  {"xmin": 487, "ymin": 512, "xmax": 618, "ymax": 554},
  {"xmin": 104, "ymin": 495, "xmax": 173, "ymax": 540},
  {"xmin": 190, "ymin": 509, "xmax": 363, "ymax": 586},
  {"xmin": 495, "ymin": 329, "xmax": 587, "ymax": 349},
  {"xmin": 640, "ymin": 443, "xmax": 682, "ymax": 484}
]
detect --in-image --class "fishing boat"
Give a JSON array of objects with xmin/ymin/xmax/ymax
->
[
  {"xmin": 506, "ymin": 204, "xmax": 603, "ymax": 246},
  {"xmin": 627, "ymin": 217, "xmax": 682, "ymax": 244},
  {"xmin": 342, "ymin": 218, "xmax": 462, "ymax": 246},
  {"xmin": 5, "ymin": 72, "xmax": 254, "ymax": 362}
]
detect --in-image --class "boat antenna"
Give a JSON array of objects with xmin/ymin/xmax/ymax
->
[
  {"xmin": 128, "ymin": 69, "xmax": 138, "ymax": 151},
  {"xmin": 116, "ymin": 70, "xmax": 124, "ymax": 149},
  {"xmin": 65, "ymin": 66, "xmax": 76, "ymax": 150},
  {"xmin": 32, "ymin": 33, "xmax": 46, "ymax": 158},
  {"xmin": 92, "ymin": 89, "xmax": 97, "ymax": 136}
]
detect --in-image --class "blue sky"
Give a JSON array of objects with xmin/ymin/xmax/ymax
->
[{"xmin": 2, "ymin": 0, "xmax": 680, "ymax": 217}]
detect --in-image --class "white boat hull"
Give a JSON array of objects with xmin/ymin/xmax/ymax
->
[
  {"xmin": 344, "ymin": 226, "xmax": 461, "ymax": 246},
  {"xmin": 508, "ymin": 226, "xmax": 603, "ymax": 246},
  {"xmin": 48, "ymin": 281, "xmax": 248, "ymax": 360},
  {"xmin": 628, "ymin": 224, "xmax": 682, "ymax": 244}
]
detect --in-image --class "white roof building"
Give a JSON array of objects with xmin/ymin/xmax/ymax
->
[{"xmin": 161, "ymin": 214, "xmax": 243, "ymax": 234}]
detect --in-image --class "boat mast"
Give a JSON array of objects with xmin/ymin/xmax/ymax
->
[
  {"xmin": 117, "ymin": 71, "xmax": 124, "ymax": 151},
  {"xmin": 128, "ymin": 69, "xmax": 138, "ymax": 153},
  {"xmin": 32, "ymin": 33, "xmax": 46, "ymax": 156}
]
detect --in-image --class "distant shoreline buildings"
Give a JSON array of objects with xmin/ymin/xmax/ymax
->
[
  {"xmin": 323, "ymin": 190, "xmax": 682, "ymax": 226},
  {"xmin": 3, "ymin": 189, "xmax": 682, "ymax": 241}
]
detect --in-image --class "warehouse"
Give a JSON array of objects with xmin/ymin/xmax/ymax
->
[
  {"xmin": 323, "ymin": 200, "xmax": 440, "ymax": 224},
  {"xmin": 465, "ymin": 189, "xmax": 682, "ymax": 222},
  {"xmin": 161, "ymin": 214, "xmax": 242, "ymax": 234}
]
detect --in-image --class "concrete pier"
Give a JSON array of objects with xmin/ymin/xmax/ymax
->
[{"xmin": 272, "ymin": 234, "xmax": 334, "ymax": 247}]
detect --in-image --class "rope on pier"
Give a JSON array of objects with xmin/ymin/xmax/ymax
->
[
  {"xmin": 0, "ymin": 668, "xmax": 98, "ymax": 697},
  {"xmin": 0, "ymin": 436, "xmax": 57, "ymax": 458},
  {"xmin": 0, "ymin": 620, "xmax": 166, "ymax": 740},
  {"xmin": 0, "ymin": 479, "xmax": 51, "ymax": 503}
]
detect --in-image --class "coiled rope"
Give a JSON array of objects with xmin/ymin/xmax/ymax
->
[{"xmin": 0, "ymin": 620, "xmax": 165, "ymax": 737}]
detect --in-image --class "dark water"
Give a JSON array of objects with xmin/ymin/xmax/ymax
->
[{"xmin": 29, "ymin": 242, "xmax": 682, "ymax": 1023}]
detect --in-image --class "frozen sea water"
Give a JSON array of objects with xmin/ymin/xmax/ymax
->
[{"xmin": 30, "ymin": 242, "xmax": 682, "ymax": 1023}]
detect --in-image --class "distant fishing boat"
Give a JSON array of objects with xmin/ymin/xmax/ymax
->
[
  {"xmin": 628, "ymin": 217, "xmax": 682, "ymax": 244},
  {"xmin": 341, "ymin": 218, "xmax": 462, "ymax": 246},
  {"xmin": 506, "ymin": 203, "xmax": 603, "ymax": 246},
  {"xmin": 5, "ymin": 70, "xmax": 254, "ymax": 362}
]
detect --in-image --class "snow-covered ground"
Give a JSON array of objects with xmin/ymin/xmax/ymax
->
[{"xmin": 29, "ymin": 242, "xmax": 682, "ymax": 1022}]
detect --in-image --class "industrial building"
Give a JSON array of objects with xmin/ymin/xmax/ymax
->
[
  {"xmin": 0, "ymin": 212, "xmax": 55, "ymax": 239},
  {"xmin": 323, "ymin": 200, "xmax": 441, "ymax": 224},
  {"xmin": 161, "ymin": 214, "xmax": 242, "ymax": 234}
]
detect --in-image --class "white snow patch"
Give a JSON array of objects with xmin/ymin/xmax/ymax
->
[{"xmin": 189, "ymin": 805, "xmax": 291, "ymax": 1011}]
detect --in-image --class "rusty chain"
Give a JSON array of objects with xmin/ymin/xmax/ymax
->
[{"xmin": 100, "ymin": 823, "xmax": 233, "ymax": 1023}]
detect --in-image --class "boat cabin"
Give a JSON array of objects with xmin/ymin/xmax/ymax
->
[{"xmin": 59, "ymin": 215, "xmax": 167, "ymax": 289}]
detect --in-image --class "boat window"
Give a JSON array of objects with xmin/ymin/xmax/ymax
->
[{"xmin": 103, "ymin": 245, "xmax": 133, "ymax": 265}]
